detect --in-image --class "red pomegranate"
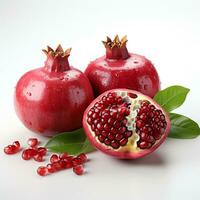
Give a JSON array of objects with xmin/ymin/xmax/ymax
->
[
  {"xmin": 83, "ymin": 89, "xmax": 170, "ymax": 159},
  {"xmin": 85, "ymin": 35, "xmax": 160, "ymax": 98},
  {"xmin": 14, "ymin": 45, "xmax": 94, "ymax": 136}
]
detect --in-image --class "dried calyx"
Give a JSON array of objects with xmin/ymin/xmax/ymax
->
[
  {"xmin": 43, "ymin": 44, "xmax": 72, "ymax": 72},
  {"xmin": 102, "ymin": 35, "xmax": 130, "ymax": 60}
]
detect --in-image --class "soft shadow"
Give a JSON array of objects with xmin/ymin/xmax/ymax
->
[{"xmin": 112, "ymin": 152, "xmax": 166, "ymax": 166}]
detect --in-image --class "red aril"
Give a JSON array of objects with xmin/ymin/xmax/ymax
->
[
  {"xmin": 33, "ymin": 154, "xmax": 44, "ymax": 162},
  {"xmin": 73, "ymin": 165, "xmax": 84, "ymax": 175},
  {"xmin": 37, "ymin": 166, "xmax": 48, "ymax": 176},
  {"xmin": 50, "ymin": 154, "xmax": 59, "ymax": 163},
  {"xmin": 14, "ymin": 45, "xmax": 94, "ymax": 136},
  {"xmin": 13, "ymin": 141, "xmax": 20, "ymax": 149},
  {"xmin": 85, "ymin": 35, "xmax": 160, "ymax": 98},
  {"xmin": 4, "ymin": 141, "xmax": 21, "ymax": 155},
  {"xmin": 37, "ymin": 147, "xmax": 47, "ymax": 156},
  {"xmin": 77, "ymin": 153, "xmax": 87, "ymax": 163},
  {"xmin": 4, "ymin": 145, "xmax": 17, "ymax": 155},
  {"xmin": 27, "ymin": 138, "xmax": 38, "ymax": 147},
  {"xmin": 22, "ymin": 149, "xmax": 32, "ymax": 160},
  {"xmin": 83, "ymin": 89, "xmax": 170, "ymax": 159}
]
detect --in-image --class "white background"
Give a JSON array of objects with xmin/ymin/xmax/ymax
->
[{"xmin": 0, "ymin": 0, "xmax": 200, "ymax": 199}]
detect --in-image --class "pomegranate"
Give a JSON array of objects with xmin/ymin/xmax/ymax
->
[
  {"xmin": 83, "ymin": 89, "xmax": 170, "ymax": 159},
  {"xmin": 14, "ymin": 45, "xmax": 94, "ymax": 136},
  {"xmin": 85, "ymin": 35, "xmax": 160, "ymax": 98}
]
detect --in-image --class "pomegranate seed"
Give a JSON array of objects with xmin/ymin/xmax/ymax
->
[
  {"xmin": 13, "ymin": 141, "xmax": 20, "ymax": 149},
  {"xmin": 50, "ymin": 154, "xmax": 59, "ymax": 163},
  {"xmin": 136, "ymin": 120, "xmax": 144, "ymax": 128},
  {"xmin": 128, "ymin": 92, "xmax": 137, "ymax": 98},
  {"xmin": 59, "ymin": 160, "xmax": 66, "ymax": 169},
  {"xmin": 28, "ymin": 148, "xmax": 38, "ymax": 156},
  {"xmin": 59, "ymin": 152, "xmax": 69, "ymax": 160},
  {"xmin": 4, "ymin": 145, "xmax": 17, "ymax": 155},
  {"xmin": 34, "ymin": 154, "xmax": 44, "ymax": 162},
  {"xmin": 104, "ymin": 138, "xmax": 111, "ymax": 145},
  {"xmin": 108, "ymin": 133, "xmax": 115, "ymax": 140},
  {"xmin": 118, "ymin": 127, "xmax": 126, "ymax": 134},
  {"xmin": 96, "ymin": 123, "xmax": 103, "ymax": 131},
  {"xmin": 73, "ymin": 165, "xmax": 84, "ymax": 175},
  {"xmin": 72, "ymin": 158, "xmax": 82, "ymax": 166},
  {"xmin": 47, "ymin": 164, "xmax": 56, "ymax": 173},
  {"xmin": 119, "ymin": 138, "xmax": 128, "ymax": 146},
  {"xmin": 115, "ymin": 134, "xmax": 123, "ymax": 141},
  {"xmin": 37, "ymin": 147, "xmax": 47, "ymax": 156},
  {"xmin": 152, "ymin": 131, "xmax": 161, "ymax": 140},
  {"xmin": 111, "ymin": 141, "xmax": 120, "ymax": 149},
  {"xmin": 22, "ymin": 149, "xmax": 32, "ymax": 160},
  {"xmin": 124, "ymin": 131, "xmax": 132, "ymax": 138},
  {"xmin": 138, "ymin": 141, "xmax": 151, "ymax": 149},
  {"xmin": 77, "ymin": 153, "xmax": 87, "ymax": 163},
  {"xmin": 65, "ymin": 160, "xmax": 73, "ymax": 169},
  {"xmin": 98, "ymin": 135, "xmax": 105, "ymax": 142},
  {"xmin": 63, "ymin": 156, "xmax": 74, "ymax": 162},
  {"xmin": 27, "ymin": 138, "xmax": 38, "ymax": 147},
  {"xmin": 52, "ymin": 161, "xmax": 62, "ymax": 171},
  {"xmin": 37, "ymin": 166, "xmax": 48, "ymax": 176}
]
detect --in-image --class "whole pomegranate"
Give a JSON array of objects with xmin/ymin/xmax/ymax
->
[
  {"xmin": 14, "ymin": 45, "xmax": 94, "ymax": 136},
  {"xmin": 83, "ymin": 89, "xmax": 170, "ymax": 159},
  {"xmin": 85, "ymin": 35, "xmax": 160, "ymax": 98}
]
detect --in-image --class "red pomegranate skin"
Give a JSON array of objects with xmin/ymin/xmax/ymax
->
[
  {"xmin": 14, "ymin": 45, "xmax": 94, "ymax": 136},
  {"xmin": 85, "ymin": 36, "xmax": 160, "ymax": 98}
]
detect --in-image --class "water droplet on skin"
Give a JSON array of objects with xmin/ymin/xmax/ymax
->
[{"xmin": 27, "ymin": 92, "xmax": 32, "ymax": 96}]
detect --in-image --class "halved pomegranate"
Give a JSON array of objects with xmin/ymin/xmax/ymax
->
[{"xmin": 83, "ymin": 89, "xmax": 170, "ymax": 159}]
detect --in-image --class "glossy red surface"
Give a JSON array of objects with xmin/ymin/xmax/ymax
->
[
  {"xmin": 85, "ymin": 53, "xmax": 160, "ymax": 97},
  {"xmin": 15, "ymin": 58, "xmax": 94, "ymax": 136}
]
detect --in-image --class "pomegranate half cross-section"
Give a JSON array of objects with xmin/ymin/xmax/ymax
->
[{"xmin": 83, "ymin": 89, "xmax": 170, "ymax": 159}]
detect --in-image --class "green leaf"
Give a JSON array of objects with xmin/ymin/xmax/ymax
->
[
  {"xmin": 154, "ymin": 85, "xmax": 190, "ymax": 112},
  {"xmin": 45, "ymin": 128, "xmax": 96, "ymax": 155},
  {"xmin": 168, "ymin": 113, "xmax": 200, "ymax": 139}
]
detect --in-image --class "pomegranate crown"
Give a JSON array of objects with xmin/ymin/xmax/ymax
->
[
  {"xmin": 42, "ymin": 44, "xmax": 71, "ymax": 58},
  {"xmin": 102, "ymin": 35, "xmax": 129, "ymax": 60},
  {"xmin": 102, "ymin": 35, "xmax": 128, "ymax": 49},
  {"xmin": 42, "ymin": 45, "xmax": 72, "ymax": 72}
]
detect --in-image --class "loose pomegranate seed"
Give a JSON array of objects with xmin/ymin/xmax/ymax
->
[
  {"xmin": 4, "ymin": 145, "xmax": 17, "ymax": 155},
  {"xmin": 22, "ymin": 149, "xmax": 32, "ymax": 160},
  {"xmin": 59, "ymin": 152, "xmax": 69, "ymax": 160},
  {"xmin": 72, "ymin": 158, "xmax": 82, "ymax": 166},
  {"xmin": 37, "ymin": 147, "xmax": 47, "ymax": 156},
  {"xmin": 59, "ymin": 160, "xmax": 66, "ymax": 169},
  {"xmin": 51, "ymin": 161, "xmax": 62, "ymax": 171},
  {"xmin": 34, "ymin": 154, "xmax": 44, "ymax": 162},
  {"xmin": 27, "ymin": 148, "xmax": 38, "ymax": 157},
  {"xmin": 65, "ymin": 160, "xmax": 73, "ymax": 169},
  {"xmin": 27, "ymin": 138, "xmax": 38, "ymax": 147},
  {"xmin": 37, "ymin": 166, "xmax": 48, "ymax": 176},
  {"xmin": 77, "ymin": 153, "xmax": 87, "ymax": 163},
  {"xmin": 46, "ymin": 164, "xmax": 56, "ymax": 173},
  {"xmin": 13, "ymin": 141, "xmax": 20, "ymax": 149},
  {"xmin": 50, "ymin": 154, "xmax": 59, "ymax": 163},
  {"xmin": 73, "ymin": 165, "xmax": 84, "ymax": 175}
]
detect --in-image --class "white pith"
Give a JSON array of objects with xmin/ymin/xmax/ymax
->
[{"xmin": 89, "ymin": 91, "xmax": 162, "ymax": 152}]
